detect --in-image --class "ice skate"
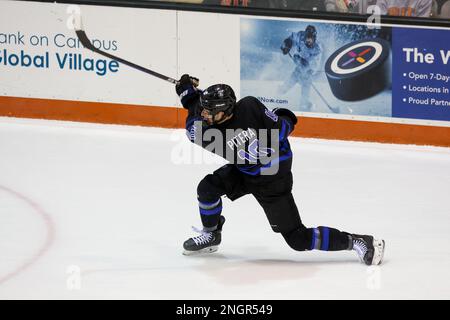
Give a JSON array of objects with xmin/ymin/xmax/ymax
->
[
  {"xmin": 351, "ymin": 234, "xmax": 385, "ymax": 265},
  {"xmin": 183, "ymin": 216, "xmax": 225, "ymax": 256}
]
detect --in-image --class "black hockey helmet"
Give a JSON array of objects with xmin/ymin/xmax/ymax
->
[
  {"xmin": 305, "ymin": 25, "xmax": 317, "ymax": 47},
  {"xmin": 200, "ymin": 84, "xmax": 236, "ymax": 117}
]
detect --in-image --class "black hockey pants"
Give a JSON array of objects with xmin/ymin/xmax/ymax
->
[{"xmin": 196, "ymin": 164, "xmax": 351, "ymax": 252}]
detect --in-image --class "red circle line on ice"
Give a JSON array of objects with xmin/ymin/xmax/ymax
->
[{"xmin": 0, "ymin": 185, "xmax": 55, "ymax": 285}]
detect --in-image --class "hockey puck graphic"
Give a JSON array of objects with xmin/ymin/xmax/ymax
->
[{"xmin": 325, "ymin": 38, "xmax": 391, "ymax": 101}]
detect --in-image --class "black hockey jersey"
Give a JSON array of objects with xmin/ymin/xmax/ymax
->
[{"xmin": 183, "ymin": 91, "xmax": 295, "ymax": 176}]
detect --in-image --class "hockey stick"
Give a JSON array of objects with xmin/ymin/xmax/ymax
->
[
  {"xmin": 74, "ymin": 20, "xmax": 178, "ymax": 85},
  {"xmin": 311, "ymin": 83, "xmax": 340, "ymax": 114},
  {"xmin": 287, "ymin": 52, "xmax": 339, "ymax": 114}
]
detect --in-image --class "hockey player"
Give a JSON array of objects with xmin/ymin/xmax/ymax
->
[
  {"xmin": 176, "ymin": 74, "xmax": 385, "ymax": 265},
  {"xmin": 280, "ymin": 25, "xmax": 323, "ymax": 111}
]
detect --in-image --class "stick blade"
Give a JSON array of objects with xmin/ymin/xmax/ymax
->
[
  {"xmin": 73, "ymin": 15, "xmax": 95, "ymax": 51},
  {"xmin": 75, "ymin": 29, "xmax": 94, "ymax": 51},
  {"xmin": 73, "ymin": 12, "xmax": 84, "ymax": 31},
  {"xmin": 72, "ymin": 12, "xmax": 84, "ymax": 31}
]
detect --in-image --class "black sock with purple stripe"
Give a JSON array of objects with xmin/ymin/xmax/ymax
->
[
  {"xmin": 310, "ymin": 226, "xmax": 351, "ymax": 251},
  {"xmin": 198, "ymin": 198, "xmax": 222, "ymax": 231},
  {"xmin": 282, "ymin": 226, "xmax": 351, "ymax": 252}
]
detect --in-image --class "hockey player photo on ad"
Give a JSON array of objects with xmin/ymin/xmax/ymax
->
[{"xmin": 240, "ymin": 18, "xmax": 393, "ymax": 117}]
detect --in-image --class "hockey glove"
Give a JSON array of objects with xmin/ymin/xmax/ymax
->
[
  {"xmin": 281, "ymin": 37, "xmax": 293, "ymax": 55},
  {"xmin": 273, "ymin": 107, "xmax": 298, "ymax": 125},
  {"xmin": 176, "ymin": 74, "xmax": 200, "ymax": 108}
]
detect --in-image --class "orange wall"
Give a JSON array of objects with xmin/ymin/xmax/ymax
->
[{"xmin": 1, "ymin": 96, "xmax": 449, "ymax": 147}]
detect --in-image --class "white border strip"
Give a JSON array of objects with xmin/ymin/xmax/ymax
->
[
  {"xmin": 243, "ymin": 12, "xmax": 450, "ymax": 31},
  {"xmin": 295, "ymin": 110, "xmax": 450, "ymax": 128}
]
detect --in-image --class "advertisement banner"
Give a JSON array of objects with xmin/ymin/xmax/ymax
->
[
  {"xmin": 392, "ymin": 27, "xmax": 450, "ymax": 122},
  {"xmin": 0, "ymin": 1, "xmax": 179, "ymax": 106},
  {"xmin": 240, "ymin": 18, "xmax": 450, "ymax": 123}
]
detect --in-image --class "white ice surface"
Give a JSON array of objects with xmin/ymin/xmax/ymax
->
[{"xmin": 0, "ymin": 117, "xmax": 449, "ymax": 300}]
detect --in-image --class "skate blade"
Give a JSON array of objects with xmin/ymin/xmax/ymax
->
[
  {"xmin": 372, "ymin": 239, "xmax": 385, "ymax": 265},
  {"xmin": 183, "ymin": 246, "xmax": 219, "ymax": 256}
]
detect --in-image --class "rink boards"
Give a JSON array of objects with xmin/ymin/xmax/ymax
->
[{"xmin": 0, "ymin": 1, "xmax": 449, "ymax": 146}]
